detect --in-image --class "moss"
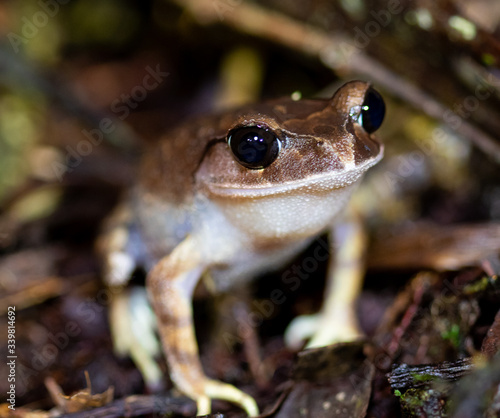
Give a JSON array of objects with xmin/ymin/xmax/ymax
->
[
  {"xmin": 463, "ymin": 276, "xmax": 495, "ymax": 295},
  {"xmin": 398, "ymin": 388, "xmax": 448, "ymax": 417},
  {"xmin": 411, "ymin": 372, "xmax": 437, "ymax": 383},
  {"xmin": 441, "ymin": 324, "xmax": 461, "ymax": 348}
]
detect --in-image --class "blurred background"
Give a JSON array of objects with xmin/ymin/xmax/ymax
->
[{"xmin": 1, "ymin": 0, "xmax": 500, "ymax": 416}]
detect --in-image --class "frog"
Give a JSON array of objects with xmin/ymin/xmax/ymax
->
[{"xmin": 98, "ymin": 80, "xmax": 385, "ymax": 416}]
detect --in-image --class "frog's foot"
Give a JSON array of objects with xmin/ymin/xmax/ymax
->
[
  {"xmin": 284, "ymin": 305, "xmax": 364, "ymax": 350},
  {"xmin": 194, "ymin": 379, "xmax": 259, "ymax": 416},
  {"xmin": 110, "ymin": 286, "xmax": 164, "ymax": 390}
]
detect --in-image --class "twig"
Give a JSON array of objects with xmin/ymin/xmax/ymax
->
[
  {"xmin": 352, "ymin": 53, "xmax": 500, "ymax": 162},
  {"xmin": 58, "ymin": 394, "xmax": 196, "ymax": 418},
  {"xmin": 386, "ymin": 273, "xmax": 428, "ymax": 358},
  {"xmin": 234, "ymin": 300, "xmax": 269, "ymax": 388},
  {"xmin": 387, "ymin": 357, "xmax": 474, "ymax": 391}
]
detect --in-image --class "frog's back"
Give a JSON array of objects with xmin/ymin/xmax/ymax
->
[
  {"xmin": 138, "ymin": 114, "xmax": 221, "ymax": 204},
  {"xmin": 130, "ymin": 114, "xmax": 217, "ymax": 263}
]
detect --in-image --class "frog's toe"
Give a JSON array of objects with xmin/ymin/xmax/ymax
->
[
  {"xmin": 196, "ymin": 395, "xmax": 211, "ymax": 416},
  {"xmin": 201, "ymin": 379, "xmax": 259, "ymax": 417},
  {"xmin": 284, "ymin": 313, "xmax": 320, "ymax": 350},
  {"xmin": 306, "ymin": 319, "xmax": 364, "ymax": 349},
  {"xmin": 110, "ymin": 286, "xmax": 163, "ymax": 390},
  {"xmin": 285, "ymin": 308, "xmax": 364, "ymax": 350}
]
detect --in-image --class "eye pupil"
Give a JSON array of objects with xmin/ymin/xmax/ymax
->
[
  {"xmin": 228, "ymin": 125, "xmax": 281, "ymax": 169},
  {"xmin": 359, "ymin": 87, "xmax": 385, "ymax": 133}
]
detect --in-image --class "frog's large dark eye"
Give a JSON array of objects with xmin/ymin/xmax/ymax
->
[
  {"xmin": 228, "ymin": 125, "xmax": 281, "ymax": 169},
  {"xmin": 358, "ymin": 87, "xmax": 385, "ymax": 133}
]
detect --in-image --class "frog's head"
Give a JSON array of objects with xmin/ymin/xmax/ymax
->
[{"xmin": 197, "ymin": 80, "xmax": 385, "ymax": 242}]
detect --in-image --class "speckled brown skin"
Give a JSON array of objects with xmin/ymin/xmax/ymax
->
[
  {"xmin": 139, "ymin": 81, "xmax": 380, "ymax": 203},
  {"xmin": 103, "ymin": 81, "xmax": 383, "ymax": 416}
]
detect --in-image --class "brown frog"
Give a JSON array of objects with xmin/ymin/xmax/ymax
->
[{"xmin": 99, "ymin": 80, "xmax": 385, "ymax": 415}]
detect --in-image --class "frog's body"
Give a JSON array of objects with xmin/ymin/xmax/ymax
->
[{"xmin": 100, "ymin": 81, "xmax": 385, "ymax": 416}]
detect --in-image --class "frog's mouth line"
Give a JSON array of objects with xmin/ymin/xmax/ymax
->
[{"xmin": 205, "ymin": 146, "xmax": 383, "ymax": 198}]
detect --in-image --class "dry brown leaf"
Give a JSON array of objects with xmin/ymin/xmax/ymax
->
[{"xmin": 45, "ymin": 371, "xmax": 114, "ymax": 414}]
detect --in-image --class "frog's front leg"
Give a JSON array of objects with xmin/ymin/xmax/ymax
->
[
  {"xmin": 147, "ymin": 236, "xmax": 259, "ymax": 416},
  {"xmin": 308, "ymin": 216, "xmax": 366, "ymax": 347},
  {"xmin": 285, "ymin": 214, "xmax": 366, "ymax": 348}
]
